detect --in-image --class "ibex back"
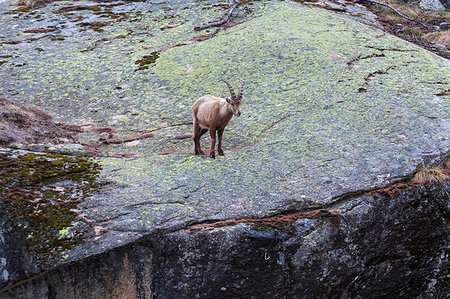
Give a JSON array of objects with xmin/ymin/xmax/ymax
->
[{"xmin": 192, "ymin": 81, "xmax": 243, "ymax": 159}]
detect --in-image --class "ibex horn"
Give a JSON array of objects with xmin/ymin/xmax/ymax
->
[
  {"xmin": 237, "ymin": 82, "xmax": 244, "ymax": 101},
  {"xmin": 223, "ymin": 80, "xmax": 237, "ymax": 101}
]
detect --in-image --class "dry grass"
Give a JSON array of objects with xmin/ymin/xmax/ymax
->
[
  {"xmin": 370, "ymin": 0, "xmax": 449, "ymax": 22},
  {"xmin": 411, "ymin": 167, "xmax": 448, "ymax": 185},
  {"xmin": 402, "ymin": 27, "xmax": 424, "ymax": 37},
  {"xmin": 392, "ymin": 3, "xmax": 422, "ymax": 19},
  {"xmin": 12, "ymin": 0, "xmax": 33, "ymax": 6},
  {"xmin": 374, "ymin": 0, "xmax": 420, "ymax": 19},
  {"xmin": 423, "ymin": 29, "xmax": 450, "ymax": 47}
]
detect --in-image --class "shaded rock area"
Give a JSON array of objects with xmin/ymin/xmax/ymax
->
[
  {"xmin": 1, "ymin": 180, "xmax": 448, "ymax": 298},
  {"xmin": 151, "ymin": 182, "xmax": 450, "ymax": 298},
  {"xmin": 0, "ymin": 0, "xmax": 449, "ymax": 297}
]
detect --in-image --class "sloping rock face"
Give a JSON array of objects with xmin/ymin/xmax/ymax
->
[
  {"xmin": 0, "ymin": 0, "xmax": 449, "ymax": 297},
  {"xmin": 2, "ymin": 182, "xmax": 449, "ymax": 298},
  {"xmin": 0, "ymin": 97, "xmax": 76, "ymax": 146}
]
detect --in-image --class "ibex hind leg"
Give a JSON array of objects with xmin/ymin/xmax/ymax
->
[
  {"xmin": 193, "ymin": 122, "xmax": 205, "ymax": 155},
  {"xmin": 197, "ymin": 129, "xmax": 207, "ymax": 155}
]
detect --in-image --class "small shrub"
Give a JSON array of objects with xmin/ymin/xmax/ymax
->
[
  {"xmin": 402, "ymin": 27, "xmax": 424, "ymax": 37},
  {"xmin": 423, "ymin": 30, "xmax": 450, "ymax": 47},
  {"xmin": 411, "ymin": 167, "xmax": 448, "ymax": 184}
]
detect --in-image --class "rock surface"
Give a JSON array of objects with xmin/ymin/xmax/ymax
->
[
  {"xmin": 0, "ymin": 0, "xmax": 449, "ymax": 297},
  {"xmin": 0, "ymin": 97, "xmax": 76, "ymax": 146},
  {"xmin": 47, "ymin": 143, "xmax": 87, "ymax": 156},
  {"xmin": 419, "ymin": 0, "xmax": 446, "ymax": 10},
  {"xmin": 1, "ymin": 182, "xmax": 449, "ymax": 298}
]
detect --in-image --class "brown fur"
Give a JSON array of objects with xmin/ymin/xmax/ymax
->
[{"xmin": 192, "ymin": 82, "xmax": 243, "ymax": 158}]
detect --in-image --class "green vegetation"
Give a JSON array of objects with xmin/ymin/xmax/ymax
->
[
  {"xmin": 402, "ymin": 27, "xmax": 423, "ymax": 37},
  {"xmin": 0, "ymin": 151, "xmax": 100, "ymax": 261}
]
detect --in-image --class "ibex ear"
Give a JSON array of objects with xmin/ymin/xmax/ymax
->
[{"xmin": 226, "ymin": 97, "xmax": 232, "ymax": 104}]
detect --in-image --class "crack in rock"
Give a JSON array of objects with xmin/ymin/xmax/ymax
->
[
  {"xmin": 346, "ymin": 53, "xmax": 385, "ymax": 69},
  {"xmin": 364, "ymin": 45, "xmax": 418, "ymax": 52},
  {"xmin": 434, "ymin": 90, "xmax": 450, "ymax": 96},
  {"xmin": 95, "ymin": 212, "xmax": 132, "ymax": 223},
  {"xmin": 259, "ymin": 114, "xmax": 291, "ymax": 136},
  {"xmin": 184, "ymin": 209, "xmax": 342, "ymax": 233},
  {"xmin": 182, "ymin": 184, "xmax": 206, "ymax": 200},
  {"xmin": 357, "ymin": 60, "xmax": 418, "ymax": 91}
]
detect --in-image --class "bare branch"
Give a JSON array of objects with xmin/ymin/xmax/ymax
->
[
  {"xmin": 364, "ymin": 0, "xmax": 430, "ymax": 28},
  {"xmin": 194, "ymin": 0, "xmax": 240, "ymax": 31}
]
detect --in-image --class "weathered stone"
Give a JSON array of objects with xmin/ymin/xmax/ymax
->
[
  {"xmin": 27, "ymin": 143, "xmax": 47, "ymax": 152},
  {"xmin": 0, "ymin": 0, "xmax": 449, "ymax": 297},
  {"xmin": 8, "ymin": 142, "xmax": 24, "ymax": 149},
  {"xmin": 47, "ymin": 143, "xmax": 87, "ymax": 156},
  {"xmin": 419, "ymin": 0, "xmax": 446, "ymax": 10},
  {"xmin": 1, "ymin": 182, "xmax": 448, "ymax": 298},
  {"xmin": 442, "ymin": 0, "xmax": 450, "ymax": 9}
]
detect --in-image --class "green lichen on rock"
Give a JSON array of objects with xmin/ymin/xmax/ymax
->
[
  {"xmin": 83, "ymin": 1, "xmax": 449, "ymax": 233},
  {"xmin": 0, "ymin": 151, "xmax": 100, "ymax": 261},
  {"xmin": 0, "ymin": 0, "xmax": 448, "ymax": 265}
]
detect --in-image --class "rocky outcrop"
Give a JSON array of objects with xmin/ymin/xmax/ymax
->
[
  {"xmin": 1, "ymin": 181, "xmax": 448, "ymax": 298},
  {"xmin": 0, "ymin": 97, "xmax": 76, "ymax": 147},
  {"xmin": 419, "ymin": 0, "xmax": 446, "ymax": 10},
  {"xmin": 0, "ymin": 0, "xmax": 449, "ymax": 297}
]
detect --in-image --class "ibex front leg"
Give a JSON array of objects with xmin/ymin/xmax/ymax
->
[
  {"xmin": 217, "ymin": 128, "xmax": 225, "ymax": 156},
  {"xmin": 209, "ymin": 127, "xmax": 216, "ymax": 159}
]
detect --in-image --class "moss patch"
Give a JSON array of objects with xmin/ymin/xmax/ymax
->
[
  {"xmin": 0, "ymin": 151, "xmax": 100, "ymax": 261},
  {"xmin": 135, "ymin": 51, "xmax": 160, "ymax": 70}
]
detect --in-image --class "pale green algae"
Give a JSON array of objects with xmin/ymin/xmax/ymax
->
[{"xmin": 0, "ymin": 0, "xmax": 449, "ymax": 233}]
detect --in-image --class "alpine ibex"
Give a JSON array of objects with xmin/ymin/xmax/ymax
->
[{"xmin": 192, "ymin": 81, "xmax": 243, "ymax": 159}]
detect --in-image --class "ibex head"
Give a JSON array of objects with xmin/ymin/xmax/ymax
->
[{"xmin": 223, "ymin": 81, "xmax": 243, "ymax": 117}]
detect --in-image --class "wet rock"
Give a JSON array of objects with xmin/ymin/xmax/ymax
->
[{"xmin": 8, "ymin": 142, "xmax": 24, "ymax": 149}]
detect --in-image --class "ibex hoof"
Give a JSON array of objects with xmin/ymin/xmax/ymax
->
[
  {"xmin": 218, "ymin": 151, "xmax": 224, "ymax": 156},
  {"xmin": 210, "ymin": 153, "xmax": 215, "ymax": 159},
  {"xmin": 195, "ymin": 151, "xmax": 205, "ymax": 155}
]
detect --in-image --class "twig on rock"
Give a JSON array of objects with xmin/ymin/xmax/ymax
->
[
  {"xmin": 191, "ymin": 28, "xmax": 221, "ymax": 41},
  {"xmin": 171, "ymin": 134, "xmax": 193, "ymax": 140},
  {"xmin": 102, "ymin": 132, "xmax": 154, "ymax": 144},
  {"xmin": 194, "ymin": 0, "xmax": 240, "ymax": 31}
]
